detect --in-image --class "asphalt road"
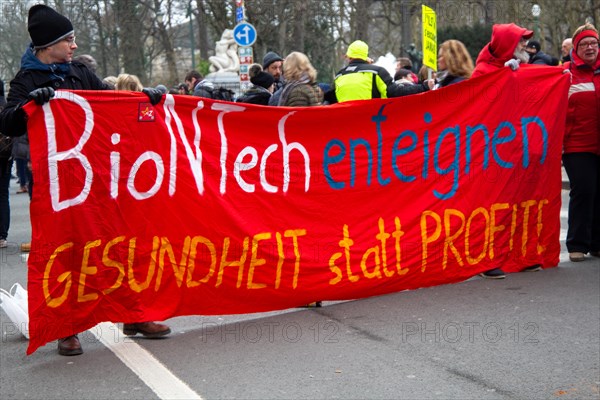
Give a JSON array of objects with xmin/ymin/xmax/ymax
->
[{"xmin": 1, "ymin": 177, "xmax": 599, "ymax": 400}]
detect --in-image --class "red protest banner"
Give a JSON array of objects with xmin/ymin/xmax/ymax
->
[{"xmin": 24, "ymin": 67, "xmax": 569, "ymax": 354}]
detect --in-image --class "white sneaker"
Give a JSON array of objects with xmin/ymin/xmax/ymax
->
[{"xmin": 0, "ymin": 239, "xmax": 7, "ymax": 248}]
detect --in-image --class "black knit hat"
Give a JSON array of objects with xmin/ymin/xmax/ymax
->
[
  {"xmin": 251, "ymin": 71, "xmax": 274, "ymax": 89},
  {"xmin": 28, "ymin": 4, "xmax": 74, "ymax": 49},
  {"xmin": 526, "ymin": 40, "xmax": 541, "ymax": 52},
  {"xmin": 262, "ymin": 51, "xmax": 283, "ymax": 69}
]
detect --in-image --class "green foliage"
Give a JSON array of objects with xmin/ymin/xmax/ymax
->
[
  {"xmin": 197, "ymin": 59, "xmax": 211, "ymax": 77},
  {"xmin": 438, "ymin": 24, "xmax": 493, "ymax": 61}
]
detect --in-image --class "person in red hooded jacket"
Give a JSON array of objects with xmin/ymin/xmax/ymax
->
[
  {"xmin": 472, "ymin": 23, "xmax": 538, "ymax": 279},
  {"xmin": 562, "ymin": 23, "xmax": 600, "ymax": 262},
  {"xmin": 472, "ymin": 23, "xmax": 534, "ymax": 78}
]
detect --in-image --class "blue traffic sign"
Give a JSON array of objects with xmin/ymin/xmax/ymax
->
[
  {"xmin": 236, "ymin": 7, "xmax": 244, "ymax": 23},
  {"xmin": 233, "ymin": 22, "xmax": 257, "ymax": 47}
]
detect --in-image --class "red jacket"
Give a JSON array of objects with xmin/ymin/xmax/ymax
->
[
  {"xmin": 563, "ymin": 46, "xmax": 600, "ymax": 154},
  {"xmin": 472, "ymin": 23, "xmax": 533, "ymax": 78}
]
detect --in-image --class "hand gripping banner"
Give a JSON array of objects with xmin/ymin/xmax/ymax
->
[{"xmin": 24, "ymin": 67, "xmax": 569, "ymax": 353}]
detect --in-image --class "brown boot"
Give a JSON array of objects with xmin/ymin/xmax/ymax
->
[
  {"xmin": 20, "ymin": 242, "xmax": 31, "ymax": 253},
  {"xmin": 299, "ymin": 301, "xmax": 322, "ymax": 308},
  {"xmin": 58, "ymin": 335, "xmax": 83, "ymax": 356},
  {"xmin": 123, "ymin": 322, "xmax": 171, "ymax": 338}
]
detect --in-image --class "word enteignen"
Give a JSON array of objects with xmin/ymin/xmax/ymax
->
[{"xmin": 323, "ymin": 104, "xmax": 549, "ymax": 200}]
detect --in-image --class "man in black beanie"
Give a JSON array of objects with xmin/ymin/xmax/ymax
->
[
  {"xmin": 262, "ymin": 51, "xmax": 284, "ymax": 91},
  {"xmin": 0, "ymin": 4, "xmax": 170, "ymax": 357},
  {"xmin": 0, "ymin": 5, "xmax": 163, "ymax": 136}
]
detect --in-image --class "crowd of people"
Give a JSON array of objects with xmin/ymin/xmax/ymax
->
[{"xmin": 0, "ymin": 4, "xmax": 598, "ymax": 357}]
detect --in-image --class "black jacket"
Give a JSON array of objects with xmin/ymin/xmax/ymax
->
[
  {"xmin": 529, "ymin": 51, "xmax": 555, "ymax": 66},
  {"xmin": 0, "ymin": 61, "xmax": 110, "ymax": 137},
  {"xmin": 236, "ymin": 86, "xmax": 272, "ymax": 105},
  {"xmin": 438, "ymin": 74, "xmax": 467, "ymax": 88}
]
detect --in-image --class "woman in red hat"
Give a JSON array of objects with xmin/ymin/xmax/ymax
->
[{"xmin": 562, "ymin": 23, "xmax": 600, "ymax": 262}]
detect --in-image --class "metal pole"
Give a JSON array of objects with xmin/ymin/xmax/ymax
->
[{"xmin": 532, "ymin": 4, "xmax": 541, "ymax": 40}]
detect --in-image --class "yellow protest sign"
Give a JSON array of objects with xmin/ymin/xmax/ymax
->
[{"xmin": 422, "ymin": 5, "xmax": 437, "ymax": 71}]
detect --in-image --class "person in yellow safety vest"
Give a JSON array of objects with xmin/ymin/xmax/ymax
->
[{"xmin": 334, "ymin": 40, "xmax": 433, "ymax": 103}]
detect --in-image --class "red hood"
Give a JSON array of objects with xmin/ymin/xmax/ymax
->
[{"xmin": 475, "ymin": 23, "xmax": 533, "ymax": 68}]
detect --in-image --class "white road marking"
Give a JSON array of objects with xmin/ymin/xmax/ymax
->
[
  {"xmin": 92, "ymin": 322, "xmax": 203, "ymax": 400},
  {"xmin": 561, "ymin": 210, "xmax": 568, "ymax": 219}
]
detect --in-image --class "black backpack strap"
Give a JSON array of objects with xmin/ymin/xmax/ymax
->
[{"xmin": 371, "ymin": 73, "xmax": 380, "ymax": 98}]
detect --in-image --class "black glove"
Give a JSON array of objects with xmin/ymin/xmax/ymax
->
[
  {"xmin": 28, "ymin": 87, "xmax": 55, "ymax": 105},
  {"xmin": 142, "ymin": 87, "xmax": 163, "ymax": 105}
]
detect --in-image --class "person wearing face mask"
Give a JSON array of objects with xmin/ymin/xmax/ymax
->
[
  {"xmin": 471, "ymin": 23, "xmax": 551, "ymax": 279},
  {"xmin": 472, "ymin": 23, "xmax": 534, "ymax": 79},
  {"xmin": 524, "ymin": 40, "xmax": 555, "ymax": 65}
]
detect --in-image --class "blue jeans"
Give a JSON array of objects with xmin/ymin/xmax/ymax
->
[{"xmin": 0, "ymin": 157, "xmax": 13, "ymax": 240}]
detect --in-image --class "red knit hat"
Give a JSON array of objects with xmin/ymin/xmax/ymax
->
[{"xmin": 573, "ymin": 29, "xmax": 599, "ymax": 50}]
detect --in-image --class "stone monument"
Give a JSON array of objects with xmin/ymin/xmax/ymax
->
[
  {"xmin": 208, "ymin": 29, "xmax": 240, "ymax": 73},
  {"xmin": 206, "ymin": 29, "xmax": 241, "ymax": 95}
]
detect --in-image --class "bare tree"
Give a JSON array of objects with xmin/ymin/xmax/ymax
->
[
  {"xmin": 349, "ymin": 0, "xmax": 376, "ymax": 42},
  {"xmin": 91, "ymin": 0, "xmax": 118, "ymax": 78},
  {"xmin": 194, "ymin": 0, "xmax": 210, "ymax": 60},
  {"xmin": 197, "ymin": 0, "xmax": 233, "ymax": 41},
  {"xmin": 148, "ymin": 0, "xmax": 179, "ymax": 85},
  {"xmin": 115, "ymin": 0, "xmax": 148, "ymax": 82},
  {"xmin": 0, "ymin": 1, "xmax": 30, "ymax": 82},
  {"xmin": 1, "ymin": 0, "xmax": 598, "ymax": 90}
]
